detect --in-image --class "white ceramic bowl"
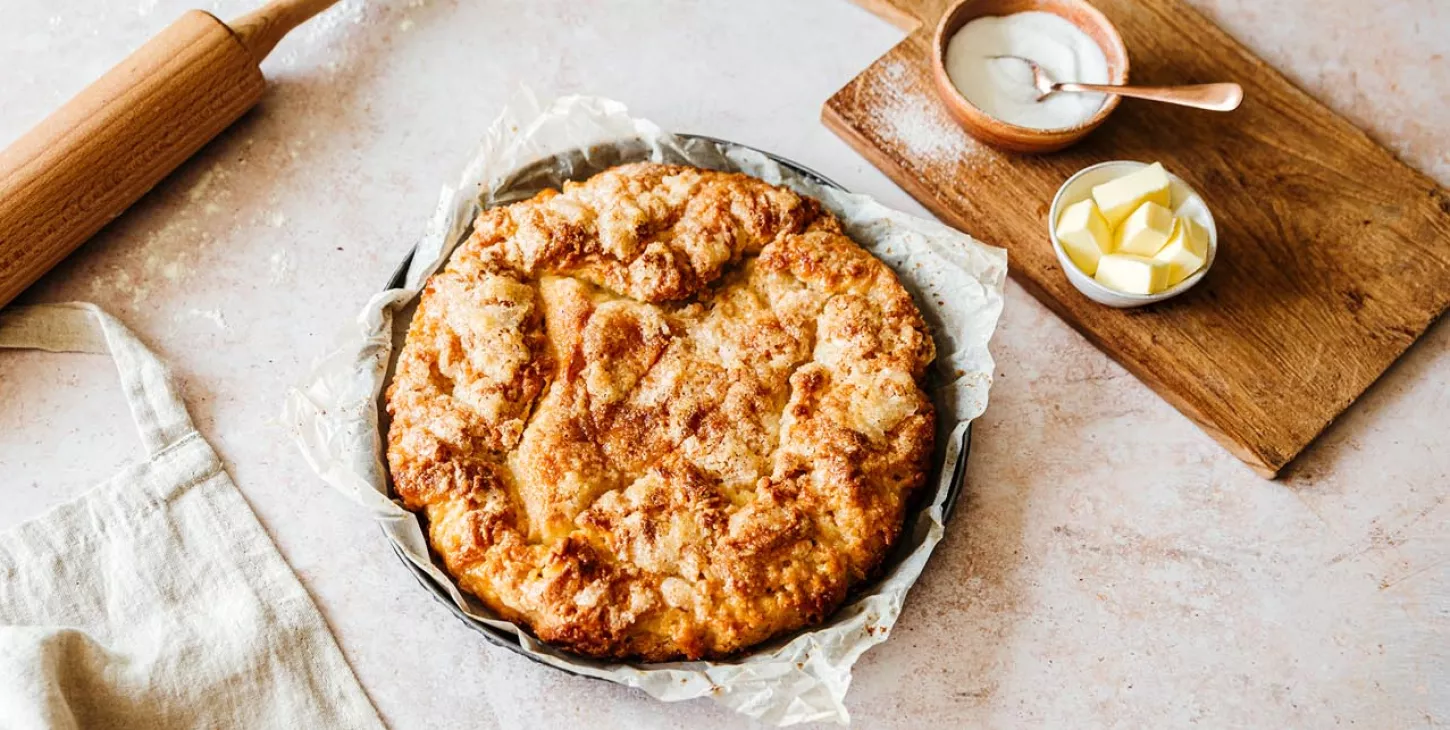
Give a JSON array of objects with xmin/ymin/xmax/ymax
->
[{"xmin": 1048, "ymin": 160, "xmax": 1218, "ymax": 308}]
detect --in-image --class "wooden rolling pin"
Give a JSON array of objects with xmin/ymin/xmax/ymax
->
[{"xmin": 0, "ymin": 0, "xmax": 340, "ymax": 309}]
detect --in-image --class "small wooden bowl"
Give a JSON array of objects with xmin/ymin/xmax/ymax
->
[{"xmin": 931, "ymin": 0, "xmax": 1129, "ymax": 153}]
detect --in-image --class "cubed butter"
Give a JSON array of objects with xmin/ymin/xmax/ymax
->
[
  {"xmin": 1091, "ymin": 162, "xmax": 1172, "ymax": 229},
  {"xmin": 1094, "ymin": 253, "xmax": 1170, "ymax": 295},
  {"xmin": 1154, "ymin": 217, "xmax": 1210, "ymax": 286},
  {"xmin": 1114, "ymin": 201, "xmax": 1176, "ymax": 257},
  {"xmin": 1056, "ymin": 198, "xmax": 1113, "ymax": 275}
]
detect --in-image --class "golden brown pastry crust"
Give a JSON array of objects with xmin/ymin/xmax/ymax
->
[{"xmin": 385, "ymin": 162, "xmax": 935, "ymax": 661}]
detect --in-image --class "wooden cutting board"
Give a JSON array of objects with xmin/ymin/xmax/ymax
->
[{"xmin": 824, "ymin": 0, "xmax": 1450, "ymax": 477}]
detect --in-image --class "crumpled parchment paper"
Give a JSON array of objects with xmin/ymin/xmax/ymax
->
[{"xmin": 284, "ymin": 92, "xmax": 1006, "ymax": 726}]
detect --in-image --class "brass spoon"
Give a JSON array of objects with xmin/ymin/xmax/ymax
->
[{"xmin": 991, "ymin": 55, "xmax": 1244, "ymax": 112}]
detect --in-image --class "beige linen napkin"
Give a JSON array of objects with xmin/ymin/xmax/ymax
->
[{"xmin": 0, "ymin": 303, "xmax": 382, "ymax": 730}]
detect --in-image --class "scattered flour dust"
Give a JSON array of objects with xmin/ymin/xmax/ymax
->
[
  {"xmin": 186, "ymin": 168, "xmax": 218, "ymax": 202},
  {"xmin": 92, "ymin": 269, "xmax": 146, "ymax": 306},
  {"xmin": 269, "ymin": 249, "xmax": 294, "ymax": 284},
  {"xmin": 185, "ymin": 308, "xmax": 228, "ymax": 330},
  {"xmin": 90, "ymin": 218, "xmax": 205, "ymax": 305},
  {"xmin": 90, "ymin": 160, "xmax": 237, "ymax": 305},
  {"xmin": 291, "ymin": 0, "xmax": 368, "ymax": 45},
  {"xmin": 870, "ymin": 59, "xmax": 983, "ymax": 167}
]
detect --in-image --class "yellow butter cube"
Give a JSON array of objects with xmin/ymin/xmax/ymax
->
[
  {"xmin": 1114, "ymin": 201, "xmax": 1175, "ymax": 257},
  {"xmin": 1094, "ymin": 253, "xmax": 1170, "ymax": 295},
  {"xmin": 1091, "ymin": 162, "xmax": 1172, "ymax": 229},
  {"xmin": 1056, "ymin": 198, "xmax": 1113, "ymax": 276},
  {"xmin": 1154, "ymin": 217, "xmax": 1210, "ymax": 286}
]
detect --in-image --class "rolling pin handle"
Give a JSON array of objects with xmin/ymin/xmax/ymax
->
[{"xmin": 228, "ymin": 0, "xmax": 341, "ymax": 65}]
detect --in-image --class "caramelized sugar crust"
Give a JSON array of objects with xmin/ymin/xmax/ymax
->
[{"xmin": 386, "ymin": 163, "xmax": 935, "ymax": 660}]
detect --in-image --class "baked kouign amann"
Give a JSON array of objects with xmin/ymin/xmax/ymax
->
[{"xmin": 386, "ymin": 162, "xmax": 935, "ymax": 661}]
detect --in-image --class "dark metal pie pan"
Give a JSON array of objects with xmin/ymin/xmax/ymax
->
[{"xmin": 378, "ymin": 135, "xmax": 972, "ymax": 675}]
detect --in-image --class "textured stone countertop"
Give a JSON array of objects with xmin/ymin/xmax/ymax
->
[{"xmin": 1, "ymin": 1, "xmax": 1445, "ymax": 727}]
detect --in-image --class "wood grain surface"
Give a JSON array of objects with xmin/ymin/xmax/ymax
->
[
  {"xmin": 824, "ymin": 0, "xmax": 1450, "ymax": 476},
  {"xmin": 0, "ymin": 10, "xmax": 264, "ymax": 309}
]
